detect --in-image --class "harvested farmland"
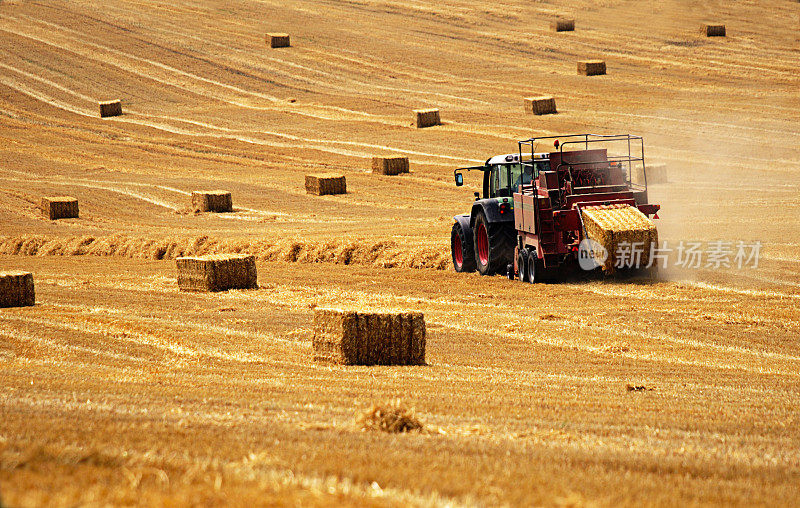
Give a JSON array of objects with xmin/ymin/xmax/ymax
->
[{"xmin": 1, "ymin": 0, "xmax": 799, "ymax": 506}]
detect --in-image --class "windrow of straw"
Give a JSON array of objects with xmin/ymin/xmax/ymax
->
[
  {"xmin": 581, "ymin": 204, "xmax": 657, "ymax": 272},
  {"xmin": 0, "ymin": 234, "xmax": 451, "ymax": 270},
  {"xmin": 313, "ymin": 308, "xmax": 426, "ymax": 365}
]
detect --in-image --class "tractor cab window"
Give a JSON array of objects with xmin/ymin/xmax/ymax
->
[
  {"xmin": 490, "ymin": 164, "xmax": 510, "ymax": 197},
  {"xmin": 489, "ymin": 163, "xmax": 538, "ymax": 198},
  {"xmin": 491, "ymin": 163, "xmax": 531, "ymax": 197},
  {"xmin": 509, "ymin": 163, "xmax": 531, "ymax": 190}
]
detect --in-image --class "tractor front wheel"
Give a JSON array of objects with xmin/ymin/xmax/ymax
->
[
  {"xmin": 473, "ymin": 212, "xmax": 514, "ymax": 276},
  {"xmin": 451, "ymin": 221, "xmax": 476, "ymax": 273}
]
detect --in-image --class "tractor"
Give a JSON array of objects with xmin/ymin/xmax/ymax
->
[{"xmin": 451, "ymin": 133, "xmax": 660, "ymax": 281}]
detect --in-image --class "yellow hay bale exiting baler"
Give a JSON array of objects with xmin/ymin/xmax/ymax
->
[{"xmin": 581, "ymin": 204, "xmax": 658, "ymax": 272}]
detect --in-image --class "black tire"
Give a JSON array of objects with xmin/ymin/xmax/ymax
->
[
  {"xmin": 473, "ymin": 211, "xmax": 515, "ymax": 276},
  {"xmin": 518, "ymin": 249, "xmax": 529, "ymax": 283},
  {"xmin": 527, "ymin": 248, "xmax": 544, "ymax": 283},
  {"xmin": 451, "ymin": 222, "xmax": 476, "ymax": 273}
]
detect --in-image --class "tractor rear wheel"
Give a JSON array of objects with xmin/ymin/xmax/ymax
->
[
  {"xmin": 451, "ymin": 222, "xmax": 476, "ymax": 273},
  {"xmin": 527, "ymin": 252, "xmax": 538, "ymax": 282},
  {"xmin": 473, "ymin": 212, "xmax": 514, "ymax": 276},
  {"xmin": 518, "ymin": 249, "xmax": 529, "ymax": 283},
  {"xmin": 527, "ymin": 248, "xmax": 546, "ymax": 283}
]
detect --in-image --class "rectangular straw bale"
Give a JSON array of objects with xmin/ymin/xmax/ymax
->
[
  {"xmin": 312, "ymin": 308, "xmax": 426, "ymax": 365},
  {"xmin": 0, "ymin": 271, "xmax": 35, "ymax": 308},
  {"xmin": 581, "ymin": 204, "xmax": 657, "ymax": 272},
  {"xmin": 41, "ymin": 196, "xmax": 79, "ymax": 220},
  {"xmin": 413, "ymin": 108, "xmax": 441, "ymax": 128},
  {"xmin": 371, "ymin": 156, "xmax": 409, "ymax": 175},
  {"xmin": 192, "ymin": 190, "xmax": 233, "ymax": 212},
  {"xmin": 551, "ymin": 18, "xmax": 575, "ymax": 32},
  {"xmin": 524, "ymin": 96, "xmax": 557, "ymax": 115},
  {"xmin": 267, "ymin": 33, "xmax": 291, "ymax": 48},
  {"xmin": 578, "ymin": 60, "xmax": 606, "ymax": 76},
  {"xmin": 703, "ymin": 23, "xmax": 726, "ymax": 37},
  {"xmin": 176, "ymin": 254, "xmax": 257, "ymax": 292},
  {"xmin": 99, "ymin": 100, "xmax": 122, "ymax": 118},
  {"xmin": 305, "ymin": 174, "xmax": 346, "ymax": 195}
]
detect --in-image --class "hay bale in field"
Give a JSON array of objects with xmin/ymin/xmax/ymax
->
[
  {"xmin": 635, "ymin": 163, "xmax": 668, "ymax": 184},
  {"xmin": 41, "ymin": 196, "xmax": 78, "ymax": 220},
  {"xmin": 267, "ymin": 33, "xmax": 291, "ymax": 48},
  {"xmin": 413, "ymin": 108, "xmax": 441, "ymax": 128},
  {"xmin": 176, "ymin": 254, "xmax": 257, "ymax": 292},
  {"xmin": 371, "ymin": 156, "xmax": 409, "ymax": 176},
  {"xmin": 581, "ymin": 204, "xmax": 657, "ymax": 272},
  {"xmin": 305, "ymin": 174, "xmax": 346, "ymax": 195},
  {"xmin": 99, "ymin": 100, "xmax": 122, "ymax": 118},
  {"xmin": 703, "ymin": 23, "xmax": 726, "ymax": 37},
  {"xmin": 192, "ymin": 190, "xmax": 233, "ymax": 213},
  {"xmin": 312, "ymin": 308, "xmax": 426, "ymax": 365},
  {"xmin": 524, "ymin": 96, "xmax": 557, "ymax": 115},
  {"xmin": 578, "ymin": 60, "xmax": 606, "ymax": 76},
  {"xmin": 0, "ymin": 271, "xmax": 35, "ymax": 308},
  {"xmin": 551, "ymin": 18, "xmax": 575, "ymax": 32}
]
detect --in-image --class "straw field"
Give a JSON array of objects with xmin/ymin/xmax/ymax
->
[{"xmin": 1, "ymin": 0, "xmax": 799, "ymax": 506}]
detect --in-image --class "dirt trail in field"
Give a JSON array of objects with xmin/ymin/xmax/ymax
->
[{"xmin": 1, "ymin": 0, "xmax": 800, "ymax": 506}]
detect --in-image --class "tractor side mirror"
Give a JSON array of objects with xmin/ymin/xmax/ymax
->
[{"xmin": 455, "ymin": 173, "xmax": 464, "ymax": 186}]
